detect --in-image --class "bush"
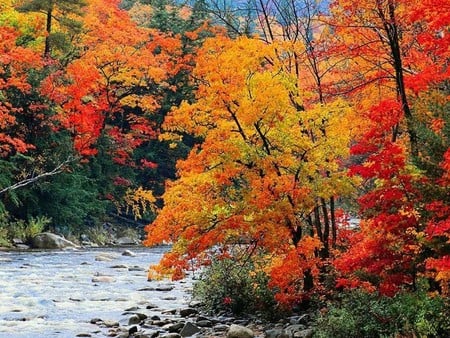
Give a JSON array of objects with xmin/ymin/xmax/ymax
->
[
  {"xmin": 193, "ymin": 256, "xmax": 279, "ymax": 318},
  {"xmin": 314, "ymin": 284, "xmax": 450, "ymax": 338},
  {"xmin": 0, "ymin": 212, "xmax": 49, "ymax": 245}
]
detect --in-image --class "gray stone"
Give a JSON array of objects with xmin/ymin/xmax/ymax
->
[
  {"xmin": 111, "ymin": 264, "xmax": 128, "ymax": 269},
  {"xmin": 129, "ymin": 266, "xmax": 146, "ymax": 271},
  {"xmin": 265, "ymin": 329, "xmax": 290, "ymax": 338},
  {"xmin": 92, "ymin": 276, "xmax": 116, "ymax": 283},
  {"xmin": 156, "ymin": 285, "xmax": 175, "ymax": 292},
  {"xmin": 136, "ymin": 313, "xmax": 148, "ymax": 320},
  {"xmin": 196, "ymin": 320, "xmax": 213, "ymax": 327},
  {"xmin": 164, "ymin": 322, "xmax": 185, "ymax": 333},
  {"xmin": 214, "ymin": 324, "xmax": 230, "ymax": 331},
  {"xmin": 124, "ymin": 306, "xmax": 140, "ymax": 311},
  {"xmin": 293, "ymin": 329, "xmax": 313, "ymax": 338},
  {"xmin": 180, "ymin": 322, "xmax": 201, "ymax": 337},
  {"xmin": 122, "ymin": 249, "xmax": 136, "ymax": 256},
  {"xmin": 128, "ymin": 314, "xmax": 142, "ymax": 325},
  {"xmin": 115, "ymin": 236, "xmax": 138, "ymax": 245},
  {"xmin": 15, "ymin": 244, "xmax": 30, "ymax": 250},
  {"xmin": 95, "ymin": 253, "xmax": 117, "ymax": 261},
  {"xmin": 285, "ymin": 325, "xmax": 306, "ymax": 337},
  {"xmin": 161, "ymin": 334, "xmax": 181, "ymax": 338},
  {"xmin": 179, "ymin": 308, "xmax": 198, "ymax": 317},
  {"xmin": 102, "ymin": 320, "xmax": 119, "ymax": 327},
  {"xmin": 31, "ymin": 232, "xmax": 78, "ymax": 249},
  {"xmin": 90, "ymin": 318, "xmax": 102, "ymax": 324},
  {"xmin": 227, "ymin": 324, "xmax": 254, "ymax": 338}
]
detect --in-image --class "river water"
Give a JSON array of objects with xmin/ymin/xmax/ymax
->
[{"xmin": 0, "ymin": 246, "xmax": 193, "ymax": 338}]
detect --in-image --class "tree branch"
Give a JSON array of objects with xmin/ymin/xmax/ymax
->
[{"xmin": 0, "ymin": 156, "xmax": 77, "ymax": 195}]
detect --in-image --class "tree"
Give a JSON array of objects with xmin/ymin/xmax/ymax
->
[
  {"xmin": 145, "ymin": 36, "xmax": 356, "ymax": 305},
  {"xmin": 16, "ymin": 0, "xmax": 86, "ymax": 58},
  {"xmin": 329, "ymin": 0, "xmax": 450, "ymax": 158}
]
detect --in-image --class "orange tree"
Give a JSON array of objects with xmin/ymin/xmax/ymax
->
[{"xmin": 144, "ymin": 35, "xmax": 356, "ymax": 306}]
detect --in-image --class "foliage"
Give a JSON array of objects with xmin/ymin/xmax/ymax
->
[
  {"xmin": 314, "ymin": 285, "xmax": 450, "ymax": 338},
  {"xmin": 193, "ymin": 255, "xmax": 279, "ymax": 318},
  {"xmin": 0, "ymin": 212, "xmax": 50, "ymax": 244}
]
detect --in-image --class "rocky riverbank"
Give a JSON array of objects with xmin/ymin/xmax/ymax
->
[
  {"xmin": 84, "ymin": 250, "xmax": 315, "ymax": 338},
  {"xmin": 85, "ymin": 295, "xmax": 315, "ymax": 338}
]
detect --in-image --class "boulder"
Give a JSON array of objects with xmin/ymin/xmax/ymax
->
[
  {"xmin": 31, "ymin": 232, "xmax": 78, "ymax": 249},
  {"xmin": 227, "ymin": 324, "xmax": 255, "ymax": 338}
]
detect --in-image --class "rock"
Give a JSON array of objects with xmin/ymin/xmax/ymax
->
[
  {"xmin": 180, "ymin": 322, "xmax": 201, "ymax": 337},
  {"xmin": 265, "ymin": 329, "xmax": 290, "ymax": 338},
  {"xmin": 155, "ymin": 285, "xmax": 175, "ymax": 292},
  {"xmin": 161, "ymin": 296, "xmax": 177, "ymax": 301},
  {"xmin": 138, "ymin": 287, "xmax": 155, "ymax": 291},
  {"xmin": 15, "ymin": 244, "xmax": 30, "ymax": 250},
  {"xmin": 124, "ymin": 306, "xmax": 140, "ymax": 312},
  {"xmin": 294, "ymin": 329, "xmax": 313, "ymax": 338},
  {"xmin": 31, "ymin": 232, "xmax": 78, "ymax": 249},
  {"xmin": 227, "ymin": 324, "xmax": 254, "ymax": 338},
  {"xmin": 196, "ymin": 320, "xmax": 213, "ymax": 327},
  {"xmin": 115, "ymin": 237, "xmax": 138, "ymax": 245},
  {"xmin": 164, "ymin": 322, "xmax": 185, "ymax": 333},
  {"xmin": 110, "ymin": 264, "xmax": 128, "ymax": 269},
  {"xmin": 122, "ymin": 249, "xmax": 136, "ymax": 256},
  {"xmin": 12, "ymin": 238, "xmax": 24, "ymax": 245},
  {"xmin": 214, "ymin": 324, "xmax": 230, "ymax": 332},
  {"xmin": 179, "ymin": 308, "xmax": 198, "ymax": 317},
  {"xmin": 128, "ymin": 314, "xmax": 142, "ymax": 325},
  {"xmin": 285, "ymin": 324, "xmax": 306, "ymax": 337},
  {"xmin": 76, "ymin": 334, "xmax": 92, "ymax": 337},
  {"xmin": 129, "ymin": 326, "xmax": 138, "ymax": 335},
  {"xmin": 102, "ymin": 320, "xmax": 119, "ymax": 328},
  {"xmin": 95, "ymin": 253, "xmax": 117, "ymax": 261},
  {"xmin": 129, "ymin": 266, "xmax": 146, "ymax": 271},
  {"xmin": 161, "ymin": 334, "xmax": 181, "ymax": 338},
  {"xmin": 90, "ymin": 318, "xmax": 102, "ymax": 324},
  {"xmin": 92, "ymin": 276, "xmax": 116, "ymax": 283}
]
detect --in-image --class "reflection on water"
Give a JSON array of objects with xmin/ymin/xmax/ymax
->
[{"xmin": 0, "ymin": 246, "xmax": 192, "ymax": 338}]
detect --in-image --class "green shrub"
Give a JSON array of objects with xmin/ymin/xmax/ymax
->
[
  {"xmin": 0, "ymin": 212, "xmax": 49, "ymax": 245},
  {"xmin": 314, "ymin": 284, "xmax": 450, "ymax": 338},
  {"xmin": 193, "ymin": 256, "xmax": 279, "ymax": 318}
]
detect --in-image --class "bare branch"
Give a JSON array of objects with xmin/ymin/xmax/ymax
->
[{"xmin": 0, "ymin": 156, "xmax": 77, "ymax": 195}]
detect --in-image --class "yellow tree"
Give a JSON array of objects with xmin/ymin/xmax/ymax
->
[{"xmin": 145, "ymin": 36, "xmax": 356, "ymax": 304}]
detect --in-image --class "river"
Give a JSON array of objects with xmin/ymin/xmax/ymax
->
[{"xmin": 0, "ymin": 246, "xmax": 193, "ymax": 338}]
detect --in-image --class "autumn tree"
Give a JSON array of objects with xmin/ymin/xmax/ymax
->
[
  {"xmin": 329, "ymin": 0, "xmax": 449, "ymax": 158},
  {"xmin": 145, "ymin": 35, "xmax": 356, "ymax": 305},
  {"xmin": 332, "ymin": 0, "xmax": 450, "ymax": 296},
  {"xmin": 16, "ymin": 0, "xmax": 86, "ymax": 58}
]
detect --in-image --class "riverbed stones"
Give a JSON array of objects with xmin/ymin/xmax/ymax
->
[
  {"xmin": 31, "ymin": 232, "xmax": 78, "ymax": 249},
  {"xmin": 227, "ymin": 324, "xmax": 255, "ymax": 338}
]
